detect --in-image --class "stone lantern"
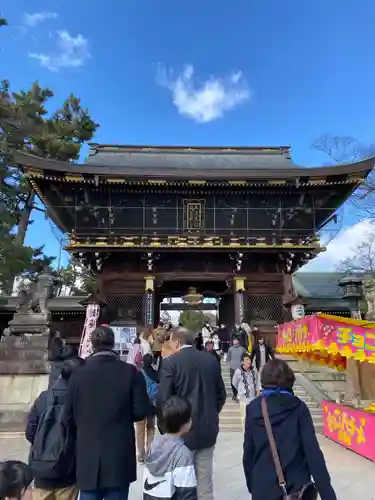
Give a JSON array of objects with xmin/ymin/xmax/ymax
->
[{"xmin": 338, "ymin": 276, "xmax": 363, "ymax": 319}]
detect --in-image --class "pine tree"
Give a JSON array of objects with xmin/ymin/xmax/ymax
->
[{"xmin": 0, "ymin": 79, "xmax": 99, "ymax": 292}]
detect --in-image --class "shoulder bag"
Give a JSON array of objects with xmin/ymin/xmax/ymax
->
[{"xmin": 261, "ymin": 397, "xmax": 318, "ymax": 500}]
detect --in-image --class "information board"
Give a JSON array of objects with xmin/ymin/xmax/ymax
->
[{"xmin": 111, "ymin": 326, "xmax": 137, "ymax": 351}]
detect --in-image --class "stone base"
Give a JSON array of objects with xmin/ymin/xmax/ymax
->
[
  {"xmin": 8, "ymin": 313, "xmax": 50, "ymax": 335},
  {"xmin": 0, "ymin": 335, "xmax": 50, "ymax": 374},
  {"xmin": 0, "ymin": 335, "xmax": 50, "ymax": 431},
  {"xmin": 0, "ymin": 374, "xmax": 48, "ymax": 432}
]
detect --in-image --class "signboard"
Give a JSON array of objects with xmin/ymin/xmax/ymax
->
[
  {"xmin": 322, "ymin": 400, "xmax": 375, "ymax": 461},
  {"xmin": 277, "ymin": 314, "xmax": 375, "ymax": 364},
  {"xmin": 111, "ymin": 326, "xmax": 137, "ymax": 350}
]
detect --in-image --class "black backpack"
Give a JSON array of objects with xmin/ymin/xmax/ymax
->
[{"xmin": 29, "ymin": 390, "xmax": 74, "ymax": 479}]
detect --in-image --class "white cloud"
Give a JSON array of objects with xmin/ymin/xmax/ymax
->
[
  {"xmin": 302, "ymin": 219, "xmax": 375, "ymax": 271},
  {"xmin": 156, "ymin": 64, "xmax": 250, "ymax": 123},
  {"xmin": 23, "ymin": 12, "xmax": 58, "ymax": 28},
  {"xmin": 29, "ymin": 30, "xmax": 91, "ymax": 71}
]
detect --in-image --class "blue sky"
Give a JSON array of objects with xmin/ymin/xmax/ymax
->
[{"xmin": 3, "ymin": 0, "xmax": 375, "ymax": 271}]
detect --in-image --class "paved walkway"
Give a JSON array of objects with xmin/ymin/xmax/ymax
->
[{"xmin": 1, "ymin": 432, "xmax": 374, "ymax": 499}]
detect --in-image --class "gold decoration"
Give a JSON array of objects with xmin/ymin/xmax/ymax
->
[
  {"xmin": 268, "ymin": 180, "xmax": 286, "ymax": 185},
  {"xmin": 183, "ymin": 199, "xmax": 206, "ymax": 232},
  {"xmin": 24, "ymin": 168, "xmax": 44, "ymax": 178},
  {"xmin": 187, "ymin": 180, "xmax": 206, "ymax": 185},
  {"xmin": 145, "ymin": 276, "xmax": 154, "ymax": 292},
  {"xmin": 182, "ymin": 287, "xmax": 203, "ymax": 304},
  {"xmin": 65, "ymin": 175, "xmax": 84, "ymax": 182},
  {"xmin": 234, "ymin": 277, "xmax": 246, "ymax": 292}
]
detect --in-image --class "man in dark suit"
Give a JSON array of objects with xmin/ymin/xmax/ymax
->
[
  {"xmin": 65, "ymin": 326, "xmax": 149, "ymax": 500},
  {"xmin": 158, "ymin": 327, "xmax": 226, "ymax": 500}
]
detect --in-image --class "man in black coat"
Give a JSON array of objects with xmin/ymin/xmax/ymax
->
[
  {"xmin": 157, "ymin": 327, "xmax": 226, "ymax": 500},
  {"xmin": 64, "ymin": 326, "xmax": 149, "ymax": 500}
]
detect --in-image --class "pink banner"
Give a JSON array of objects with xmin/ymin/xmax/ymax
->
[
  {"xmin": 277, "ymin": 314, "xmax": 375, "ymax": 363},
  {"xmin": 79, "ymin": 303, "xmax": 100, "ymax": 358},
  {"xmin": 322, "ymin": 400, "xmax": 375, "ymax": 461}
]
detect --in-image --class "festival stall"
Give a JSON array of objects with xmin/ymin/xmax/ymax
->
[{"xmin": 277, "ymin": 313, "xmax": 375, "ymax": 461}]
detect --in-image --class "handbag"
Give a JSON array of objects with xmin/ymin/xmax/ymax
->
[{"xmin": 261, "ymin": 397, "xmax": 318, "ymax": 500}]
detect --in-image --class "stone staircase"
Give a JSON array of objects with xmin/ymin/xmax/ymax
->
[
  {"xmin": 220, "ymin": 364, "xmax": 242, "ymax": 432},
  {"xmin": 221, "ymin": 361, "xmax": 324, "ymax": 433},
  {"xmin": 293, "ymin": 383, "xmax": 324, "ymax": 433}
]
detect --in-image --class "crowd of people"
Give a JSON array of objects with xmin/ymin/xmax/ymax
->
[{"xmin": 0, "ymin": 321, "xmax": 338, "ymax": 500}]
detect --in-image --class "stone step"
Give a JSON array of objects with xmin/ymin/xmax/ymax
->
[{"xmin": 306, "ymin": 372, "xmax": 346, "ymax": 382}]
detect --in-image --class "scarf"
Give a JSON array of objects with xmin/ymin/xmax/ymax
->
[
  {"xmin": 262, "ymin": 388, "xmax": 293, "ymax": 397},
  {"xmin": 241, "ymin": 367, "xmax": 256, "ymax": 399}
]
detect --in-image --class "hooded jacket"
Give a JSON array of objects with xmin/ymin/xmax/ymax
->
[
  {"xmin": 243, "ymin": 393, "xmax": 336, "ymax": 500},
  {"xmin": 143, "ymin": 435, "xmax": 197, "ymax": 500}
]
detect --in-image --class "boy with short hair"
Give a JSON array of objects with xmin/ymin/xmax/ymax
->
[{"xmin": 143, "ymin": 396, "xmax": 197, "ymax": 500}]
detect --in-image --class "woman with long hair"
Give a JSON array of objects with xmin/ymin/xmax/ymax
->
[
  {"xmin": 126, "ymin": 335, "xmax": 143, "ymax": 370},
  {"xmin": 136, "ymin": 353, "xmax": 158, "ymax": 463},
  {"xmin": 243, "ymin": 359, "xmax": 336, "ymax": 500}
]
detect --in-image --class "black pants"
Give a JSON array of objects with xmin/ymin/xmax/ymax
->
[{"xmin": 229, "ymin": 368, "xmax": 237, "ymax": 398}]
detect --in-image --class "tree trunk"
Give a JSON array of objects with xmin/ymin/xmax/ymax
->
[{"xmin": 15, "ymin": 189, "xmax": 35, "ymax": 245}]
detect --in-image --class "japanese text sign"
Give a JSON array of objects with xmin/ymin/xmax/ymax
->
[{"xmin": 322, "ymin": 400, "xmax": 375, "ymax": 461}]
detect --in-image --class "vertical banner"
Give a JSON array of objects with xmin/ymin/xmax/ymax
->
[
  {"xmin": 235, "ymin": 292, "xmax": 244, "ymax": 324},
  {"xmin": 145, "ymin": 292, "xmax": 154, "ymax": 327},
  {"xmin": 79, "ymin": 303, "xmax": 100, "ymax": 359}
]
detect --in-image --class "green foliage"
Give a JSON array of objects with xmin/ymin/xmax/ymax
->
[
  {"xmin": 0, "ymin": 78, "xmax": 99, "ymax": 291},
  {"xmin": 178, "ymin": 310, "xmax": 207, "ymax": 333},
  {"xmin": 56, "ymin": 260, "xmax": 95, "ymax": 296}
]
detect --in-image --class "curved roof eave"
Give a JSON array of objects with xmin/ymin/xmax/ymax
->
[{"xmin": 12, "ymin": 150, "xmax": 375, "ymax": 180}]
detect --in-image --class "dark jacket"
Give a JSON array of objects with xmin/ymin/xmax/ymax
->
[
  {"xmin": 64, "ymin": 351, "xmax": 149, "ymax": 490},
  {"xmin": 25, "ymin": 378, "xmax": 75, "ymax": 489},
  {"xmin": 231, "ymin": 328, "xmax": 247, "ymax": 348},
  {"xmin": 250, "ymin": 342, "xmax": 274, "ymax": 371},
  {"xmin": 243, "ymin": 393, "xmax": 337, "ymax": 500},
  {"xmin": 207, "ymin": 349, "xmax": 221, "ymax": 366},
  {"xmin": 157, "ymin": 347, "xmax": 226, "ymax": 450},
  {"xmin": 216, "ymin": 327, "xmax": 230, "ymax": 343}
]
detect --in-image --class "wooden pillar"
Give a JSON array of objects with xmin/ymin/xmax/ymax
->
[
  {"xmin": 144, "ymin": 276, "xmax": 155, "ymax": 330},
  {"xmin": 233, "ymin": 277, "xmax": 246, "ymax": 325}
]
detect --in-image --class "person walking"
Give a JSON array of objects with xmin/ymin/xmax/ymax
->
[
  {"xmin": 142, "ymin": 396, "xmax": 197, "ymax": 500},
  {"xmin": 157, "ymin": 327, "xmax": 226, "ymax": 500},
  {"xmin": 227, "ymin": 338, "xmax": 246, "ymax": 401},
  {"xmin": 231, "ymin": 352, "xmax": 256, "ymax": 429},
  {"xmin": 231, "ymin": 324, "xmax": 247, "ymax": 349},
  {"xmin": 250, "ymin": 336, "xmax": 274, "ymax": 392},
  {"xmin": 140, "ymin": 332, "xmax": 153, "ymax": 356},
  {"xmin": 48, "ymin": 344, "xmax": 79, "ymax": 390},
  {"xmin": 216, "ymin": 324, "xmax": 230, "ymax": 362},
  {"xmin": 243, "ymin": 358, "xmax": 337, "ymax": 500},
  {"xmin": 127, "ymin": 335, "xmax": 143, "ymax": 370},
  {"xmin": 64, "ymin": 326, "xmax": 149, "ymax": 500},
  {"xmin": 204, "ymin": 340, "xmax": 221, "ymax": 366},
  {"xmin": 136, "ymin": 354, "xmax": 159, "ymax": 464},
  {"xmin": 26, "ymin": 357, "xmax": 85, "ymax": 500},
  {"xmin": 151, "ymin": 323, "xmax": 166, "ymax": 369}
]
